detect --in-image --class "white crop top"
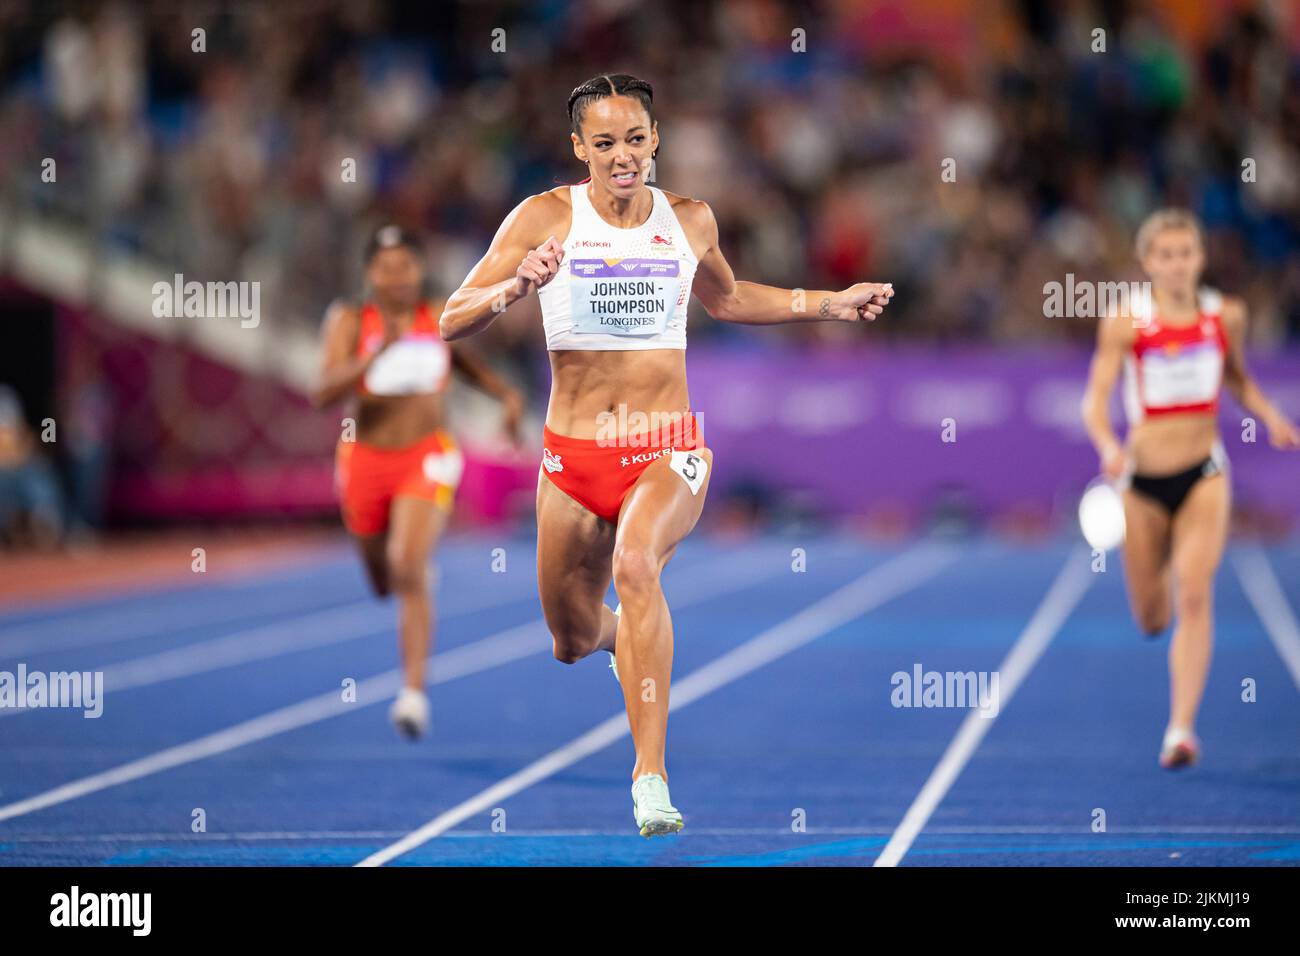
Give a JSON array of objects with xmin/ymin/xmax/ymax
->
[{"xmin": 538, "ymin": 184, "xmax": 697, "ymax": 351}]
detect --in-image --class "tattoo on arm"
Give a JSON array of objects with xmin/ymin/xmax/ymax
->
[{"xmin": 818, "ymin": 297, "xmax": 830, "ymax": 317}]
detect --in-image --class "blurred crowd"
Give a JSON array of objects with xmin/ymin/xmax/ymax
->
[{"xmin": 2, "ymin": 0, "xmax": 1299, "ymax": 359}]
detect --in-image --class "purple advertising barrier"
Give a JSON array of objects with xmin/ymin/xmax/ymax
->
[
  {"xmin": 679, "ymin": 344, "xmax": 1300, "ymax": 529},
  {"xmin": 16, "ymin": 279, "xmax": 1296, "ymax": 530}
]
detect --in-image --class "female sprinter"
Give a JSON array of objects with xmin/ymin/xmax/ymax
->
[
  {"xmin": 1081, "ymin": 208, "xmax": 1300, "ymax": 769},
  {"xmin": 439, "ymin": 74, "xmax": 894, "ymax": 835},
  {"xmin": 315, "ymin": 225, "xmax": 525, "ymax": 740}
]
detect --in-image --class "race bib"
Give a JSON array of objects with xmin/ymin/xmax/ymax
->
[
  {"xmin": 1140, "ymin": 341, "xmax": 1222, "ymax": 408},
  {"xmin": 568, "ymin": 259, "xmax": 680, "ymax": 336},
  {"xmin": 669, "ymin": 449, "xmax": 708, "ymax": 496},
  {"xmin": 364, "ymin": 338, "xmax": 449, "ymax": 395}
]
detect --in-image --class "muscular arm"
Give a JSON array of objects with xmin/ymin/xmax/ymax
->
[
  {"xmin": 684, "ymin": 200, "xmax": 892, "ymax": 324},
  {"xmin": 440, "ymin": 193, "xmax": 566, "ymax": 341},
  {"xmin": 1221, "ymin": 297, "xmax": 1300, "ymax": 449},
  {"xmin": 1081, "ymin": 311, "xmax": 1133, "ymax": 472},
  {"xmin": 312, "ymin": 302, "xmax": 373, "ymax": 409}
]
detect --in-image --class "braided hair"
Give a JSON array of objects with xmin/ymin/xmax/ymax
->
[{"xmin": 567, "ymin": 73, "xmax": 655, "ymax": 141}]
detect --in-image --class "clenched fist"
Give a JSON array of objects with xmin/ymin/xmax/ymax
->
[
  {"xmin": 515, "ymin": 236, "xmax": 565, "ymax": 297},
  {"xmin": 827, "ymin": 282, "xmax": 894, "ymax": 322}
]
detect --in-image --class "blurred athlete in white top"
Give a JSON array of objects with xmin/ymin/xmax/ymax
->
[{"xmin": 315, "ymin": 227, "xmax": 524, "ymax": 740}]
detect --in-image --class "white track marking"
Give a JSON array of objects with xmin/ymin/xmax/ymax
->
[
  {"xmin": 0, "ymin": 538, "xmax": 780, "ymax": 665},
  {"xmin": 1234, "ymin": 548, "xmax": 1300, "ymax": 691},
  {"xmin": 0, "ymin": 592, "xmax": 351, "ymax": 659},
  {"xmin": 1, "ymin": 602, "xmax": 383, "ymax": 713},
  {"xmin": 0, "ymin": 562, "xmax": 354, "ymax": 655},
  {"xmin": 0, "ymin": 548, "xmax": 789, "ymax": 823},
  {"xmin": 873, "ymin": 547, "xmax": 1093, "ymax": 868},
  {"xmin": 4, "ymin": 544, "xmax": 780, "ymax": 709},
  {"xmin": 8, "ymin": 824, "xmax": 1300, "ymax": 843},
  {"xmin": 0, "ymin": 555, "xmax": 532, "ymax": 659},
  {"xmin": 356, "ymin": 543, "xmax": 957, "ymax": 867},
  {"xmin": 0, "ymin": 622, "xmax": 546, "ymax": 824},
  {"xmin": 0, "ymin": 583, "xmax": 542, "ymax": 717}
]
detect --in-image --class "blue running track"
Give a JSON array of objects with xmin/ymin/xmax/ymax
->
[{"xmin": 1, "ymin": 532, "xmax": 1297, "ymax": 866}]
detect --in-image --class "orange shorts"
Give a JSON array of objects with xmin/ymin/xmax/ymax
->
[
  {"xmin": 335, "ymin": 430, "xmax": 462, "ymax": 537},
  {"xmin": 541, "ymin": 412, "xmax": 707, "ymax": 524}
]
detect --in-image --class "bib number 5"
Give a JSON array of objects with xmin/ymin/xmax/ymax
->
[{"xmin": 669, "ymin": 450, "xmax": 708, "ymax": 496}]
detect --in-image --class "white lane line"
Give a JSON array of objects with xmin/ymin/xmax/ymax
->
[
  {"xmin": 356, "ymin": 543, "xmax": 958, "ymax": 867},
  {"xmin": 0, "ymin": 539, "xmax": 773, "ymax": 664},
  {"xmin": 0, "ymin": 548, "xmax": 790, "ymax": 824},
  {"xmin": 872, "ymin": 547, "xmax": 1094, "ymax": 868},
  {"xmin": 0, "ymin": 583, "xmax": 543, "ymax": 718},
  {"xmin": 0, "ymin": 622, "xmax": 544, "ymax": 824},
  {"xmin": 0, "ymin": 562, "xmax": 357, "ymax": 654},
  {"xmin": 1, "ymin": 603, "xmax": 384, "ymax": 713},
  {"xmin": 1233, "ymin": 548, "xmax": 1300, "ymax": 692},
  {"xmin": 8, "ymin": 824, "xmax": 1300, "ymax": 843},
  {"xmin": 0, "ymin": 554, "xmax": 526, "ymax": 659},
  {"xmin": 0, "ymin": 593, "xmax": 352, "ymax": 659}
]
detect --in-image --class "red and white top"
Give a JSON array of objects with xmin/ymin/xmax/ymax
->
[
  {"xmin": 1123, "ymin": 289, "xmax": 1227, "ymax": 425},
  {"xmin": 355, "ymin": 301, "xmax": 451, "ymax": 396}
]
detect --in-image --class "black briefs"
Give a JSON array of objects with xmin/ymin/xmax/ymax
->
[{"xmin": 1129, "ymin": 454, "xmax": 1225, "ymax": 515}]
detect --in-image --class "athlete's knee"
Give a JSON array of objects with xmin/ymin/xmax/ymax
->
[
  {"xmin": 386, "ymin": 554, "xmax": 428, "ymax": 596},
  {"xmin": 1174, "ymin": 576, "xmax": 1212, "ymax": 620},
  {"xmin": 611, "ymin": 543, "xmax": 660, "ymax": 600},
  {"xmin": 551, "ymin": 639, "xmax": 586, "ymax": 665},
  {"xmin": 549, "ymin": 626, "xmax": 595, "ymax": 664},
  {"xmin": 1137, "ymin": 607, "xmax": 1170, "ymax": 637},
  {"xmin": 542, "ymin": 604, "xmax": 601, "ymax": 665},
  {"xmin": 362, "ymin": 559, "xmax": 391, "ymax": 598},
  {"xmin": 1131, "ymin": 588, "xmax": 1170, "ymax": 635}
]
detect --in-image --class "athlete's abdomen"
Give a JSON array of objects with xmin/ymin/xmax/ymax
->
[
  {"xmin": 1129, "ymin": 412, "xmax": 1220, "ymax": 476},
  {"xmin": 353, "ymin": 392, "xmax": 447, "ymax": 449},
  {"xmin": 545, "ymin": 349, "xmax": 690, "ymax": 440}
]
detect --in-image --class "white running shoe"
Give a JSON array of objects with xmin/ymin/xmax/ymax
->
[
  {"xmin": 631, "ymin": 773, "xmax": 684, "ymax": 837},
  {"xmin": 389, "ymin": 687, "xmax": 430, "ymax": 740},
  {"xmin": 608, "ymin": 603, "xmax": 621, "ymax": 686},
  {"xmin": 1159, "ymin": 725, "xmax": 1199, "ymax": 769}
]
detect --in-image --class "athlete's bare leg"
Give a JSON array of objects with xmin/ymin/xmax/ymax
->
[
  {"xmin": 354, "ymin": 532, "xmax": 391, "ymax": 597},
  {"xmin": 1120, "ymin": 489, "xmax": 1174, "ymax": 636},
  {"xmin": 612, "ymin": 449, "xmax": 713, "ymax": 784},
  {"xmin": 1167, "ymin": 473, "xmax": 1230, "ymax": 732},
  {"xmin": 387, "ymin": 494, "xmax": 451, "ymax": 690},
  {"xmin": 536, "ymin": 472, "xmax": 619, "ymax": 663}
]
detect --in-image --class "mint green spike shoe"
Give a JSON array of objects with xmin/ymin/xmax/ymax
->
[{"xmin": 631, "ymin": 773, "xmax": 684, "ymax": 837}]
